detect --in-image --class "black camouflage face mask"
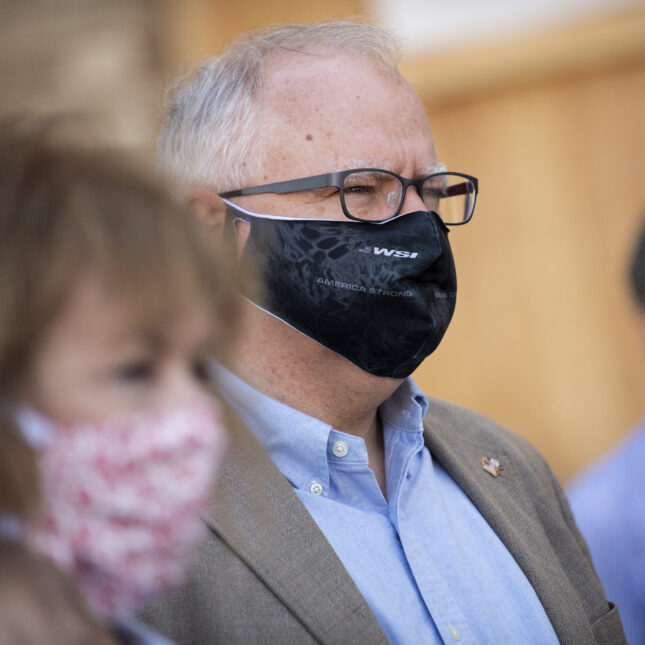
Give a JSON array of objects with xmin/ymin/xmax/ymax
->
[{"xmin": 225, "ymin": 202, "xmax": 457, "ymax": 378}]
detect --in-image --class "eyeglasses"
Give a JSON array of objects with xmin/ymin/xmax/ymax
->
[{"xmin": 220, "ymin": 168, "xmax": 478, "ymax": 224}]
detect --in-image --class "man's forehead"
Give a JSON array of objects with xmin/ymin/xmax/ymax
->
[
  {"xmin": 262, "ymin": 50, "xmax": 405, "ymax": 101},
  {"xmin": 257, "ymin": 49, "xmax": 437, "ymax": 180},
  {"xmin": 260, "ymin": 55, "xmax": 428, "ymax": 135}
]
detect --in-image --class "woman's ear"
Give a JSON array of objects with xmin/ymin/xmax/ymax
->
[{"xmin": 187, "ymin": 190, "xmax": 228, "ymax": 235}]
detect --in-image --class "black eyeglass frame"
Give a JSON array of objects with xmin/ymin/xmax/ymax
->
[{"xmin": 220, "ymin": 168, "xmax": 479, "ymax": 224}]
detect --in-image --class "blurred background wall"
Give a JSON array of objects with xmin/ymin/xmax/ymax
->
[
  {"xmin": 1, "ymin": 0, "xmax": 644, "ymax": 482},
  {"xmin": 0, "ymin": 0, "xmax": 165, "ymax": 152}
]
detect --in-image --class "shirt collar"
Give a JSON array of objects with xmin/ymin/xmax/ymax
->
[
  {"xmin": 214, "ymin": 363, "xmax": 429, "ymax": 491},
  {"xmin": 379, "ymin": 377, "xmax": 428, "ymax": 433},
  {"xmin": 214, "ymin": 364, "xmax": 333, "ymax": 491}
]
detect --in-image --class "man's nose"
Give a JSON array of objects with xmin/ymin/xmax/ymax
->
[{"xmin": 400, "ymin": 185, "xmax": 427, "ymax": 215}]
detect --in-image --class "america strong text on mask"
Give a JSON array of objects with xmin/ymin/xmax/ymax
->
[{"xmin": 225, "ymin": 202, "xmax": 457, "ymax": 378}]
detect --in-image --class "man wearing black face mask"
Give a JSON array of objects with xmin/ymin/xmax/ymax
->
[{"xmin": 142, "ymin": 21, "xmax": 625, "ymax": 645}]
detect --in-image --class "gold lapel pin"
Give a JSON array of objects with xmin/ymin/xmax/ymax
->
[{"xmin": 481, "ymin": 456, "xmax": 503, "ymax": 477}]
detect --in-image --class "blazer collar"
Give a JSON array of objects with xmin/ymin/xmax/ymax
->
[
  {"xmin": 203, "ymin": 402, "xmax": 388, "ymax": 645},
  {"xmin": 422, "ymin": 397, "xmax": 597, "ymax": 644}
]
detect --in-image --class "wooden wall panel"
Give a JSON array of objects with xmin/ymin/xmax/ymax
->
[
  {"xmin": 413, "ymin": 36, "xmax": 645, "ymax": 481},
  {"xmin": 0, "ymin": 0, "xmax": 164, "ymax": 154}
]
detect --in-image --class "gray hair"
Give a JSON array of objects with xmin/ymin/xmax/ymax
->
[{"xmin": 157, "ymin": 21, "xmax": 401, "ymax": 196}]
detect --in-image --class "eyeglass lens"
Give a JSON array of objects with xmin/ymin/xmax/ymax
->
[{"xmin": 341, "ymin": 170, "xmax": 475, "ymax": 223}]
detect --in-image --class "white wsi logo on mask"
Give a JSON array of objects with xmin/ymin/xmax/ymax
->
[{"xmin": 357, "ymin": 246, "xmax": 419, "ymax": 259}]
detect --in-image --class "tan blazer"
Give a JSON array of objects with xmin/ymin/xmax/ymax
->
[{"xmin": 142, "ymin": 397, "xmax": 626, "ymax": 644}]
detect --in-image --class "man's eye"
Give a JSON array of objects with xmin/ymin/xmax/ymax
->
[
  {"xmin": 115, "ymin": 361, "xmax": 154, "ymax": 383},
  {"xmin": 345, "ymin": 184, "xmax": 375, "ymax": 194}
]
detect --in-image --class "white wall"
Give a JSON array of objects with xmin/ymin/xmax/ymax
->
[{"xmin": 372, "ymin": 0, "xmax": 645, "ymax": 54}]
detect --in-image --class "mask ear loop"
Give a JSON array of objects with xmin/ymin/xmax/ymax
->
[
  {"xmin": 224, "ymin": 205, "xmax": 254, "ymax": 259},
  {"xmin": 0, "ymin": 514, "xmax": 24, "ymax": 542},
  {"xmin": 14, "ymin": 407, "xmax": 55, "ymax": 451},
  {"xmin": 0, "ymin": 406, "xmax": 53, "ymax": 541}
]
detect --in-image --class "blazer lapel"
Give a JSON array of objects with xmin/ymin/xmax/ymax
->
[
  {"xmin": 422, "ymin": 398, "xmax": 596, "ymax": 644},
  {"xmin": 203, "ymin": 403, "xmax": 388, "ymax": 645}
]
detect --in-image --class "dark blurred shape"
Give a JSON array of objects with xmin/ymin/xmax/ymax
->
[{"xmin": 629, "ymin": 218, "xmax": 645, "ymax": 308}]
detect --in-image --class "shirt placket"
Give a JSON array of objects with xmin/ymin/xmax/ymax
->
[{"xmin": 390, "ymin": 434, "xmax": 477, "ymax": 644}]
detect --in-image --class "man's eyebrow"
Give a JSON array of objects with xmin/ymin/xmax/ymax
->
[
  {"xmin": 337, "ymin": 160, "xmax": 448, "ymax": 175},
  {"xmin": 419, "ymin": 161, "xmax": 447, "ymax": 175},
  {"xmin": 340, "ymin": 159, "xmax": 385, "ymax": 171}
]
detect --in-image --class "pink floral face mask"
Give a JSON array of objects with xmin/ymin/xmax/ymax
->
[{"xmin": 18, "ymin": 399, "xmax": 227, "ymax": 620}]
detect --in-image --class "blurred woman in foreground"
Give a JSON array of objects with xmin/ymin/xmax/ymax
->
[{"xmin": 0, "ymin": 127, "xmax": 237, "ymax": 644}]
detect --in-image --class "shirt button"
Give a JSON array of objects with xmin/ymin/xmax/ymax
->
[
  {"xmin": 310, "ymin": 482, "xmax": 324, "ymax": 495},
  {"xmin": 448, "ymin": 625, "xmax": 460, "ymax": 641},
  {"xmin": 332, "ymin": 440, "xmax": 348, "ymax": 457}
]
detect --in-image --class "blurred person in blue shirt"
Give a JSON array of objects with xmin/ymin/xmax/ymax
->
[{"xmin": 568, "ymin": 219, "xmax": 645, "ymax": 645}]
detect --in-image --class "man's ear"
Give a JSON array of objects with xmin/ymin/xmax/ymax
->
[
  {"xmin": 187, "ymin": 190, "xmax": 227, "ymax": 235},
  {"xmin": 186, "ymin": 189, "xmax": 251, "ymax": 258}
]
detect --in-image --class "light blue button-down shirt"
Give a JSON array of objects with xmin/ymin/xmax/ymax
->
[{"xmin": 217, "ymin": 367, "xmax": 558, "ymax": 645}]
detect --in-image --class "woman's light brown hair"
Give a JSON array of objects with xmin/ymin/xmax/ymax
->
[{"xmin": 0, "ymin": 123, "xmax": 239, "ymax": 515}]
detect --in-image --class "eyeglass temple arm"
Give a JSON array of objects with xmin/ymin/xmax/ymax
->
[
  {"xmin": 220, "ymin": 173, "xmax": 338, "ymax": 198},
  {"xmin": 442, "ymin": 180, "xmax": 477, "ymax": 198}
]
